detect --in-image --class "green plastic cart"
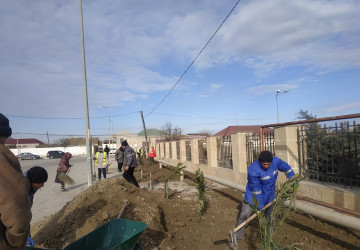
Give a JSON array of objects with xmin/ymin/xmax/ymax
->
[{"xmin": 27, "ymin": 218, "xmax": 147, "ymax": 250}]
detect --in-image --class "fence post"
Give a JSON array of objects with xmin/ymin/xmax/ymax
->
[
  {"xmin": 274, "ymin": 126, "xmax": 300, "ymax": 178},
  {"xmin": 191, "ymin": 139, "xmax": 199, "ymax": 165},
  {"xmin": 171, "ymin": 141, "xmax": 177, "ymax": 160},
  {"xmin": 207, "ymin": 136, "xmax": 218, "ymax": 168},
  {"xmin": 180, "ymin": 139, "xmax": 186, "ymax": 162}
]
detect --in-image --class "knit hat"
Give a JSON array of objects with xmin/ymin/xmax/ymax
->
[
  {"xmin": 121, "ymin": 141, "xmax": 128, "ymax": 147},
  {"xmin": 27, "ymin": 166, "xmax": 48, "ymax": 183},
  {"xmin": 0, "ymin": 113, "xmax": 12, "ymax": 138},
  {"xmin": 258, "ymin": 150, "xmax": 273, "ymax": 163}
]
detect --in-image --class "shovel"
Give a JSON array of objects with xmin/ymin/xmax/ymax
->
[{"xmin": 229, "ymin": 199, "xmax": 275, "ymax": 249}]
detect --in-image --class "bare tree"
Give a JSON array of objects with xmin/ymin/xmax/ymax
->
[
  {"xmin": 198, "ymin": 129, "xmax": 213, "ymax": 136},
  {"xmin": 161, "ymin": 122, "xmax": 182, "ymax": 141}
]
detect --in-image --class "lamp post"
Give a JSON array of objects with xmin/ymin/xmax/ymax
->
[
  {"xmin": 276, "ymin": 89, "xmax": 289, "ymax": 123},
  {"xmin": 98, "ymin": 105, "xmax": 111, "ymax": 152}
]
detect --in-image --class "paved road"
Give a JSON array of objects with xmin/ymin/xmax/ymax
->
[{"xmin": 19, "ymin": 156, "xmax": 121, "ymax": 225}]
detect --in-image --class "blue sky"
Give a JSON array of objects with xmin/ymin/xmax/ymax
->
[{"xmin": 1, "ymin": 0, "xmax": 359, "ymax": 143}]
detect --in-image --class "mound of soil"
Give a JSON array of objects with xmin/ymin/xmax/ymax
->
[{"xmin": 32, "ymin": 164, "xmax": 360, "ymax": 249}]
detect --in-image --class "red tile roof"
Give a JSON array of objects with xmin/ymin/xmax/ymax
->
[
  {"xmin": 5, "ymin": 138, "xmax": 44, "ymax": 144},
  {"xmin": 213, "ymin": 126, "xmax": 273, "ymax": 137}
]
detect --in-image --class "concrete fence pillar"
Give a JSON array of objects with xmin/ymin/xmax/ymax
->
[
  {"xmin": 275, "ymin": 125, "xmax": 300, "ymax": 175},
  {"xmin": 207, "ymin": 136, "xmax": 217, "ymax": 168},
  {"xmin": 191, "ymin": 139, "xmax": 199, "ymax": 165},
  {"xmin": 180, "ymin": 140, "xmax": 186, "ymax": 162},
  {"xmin": 165, "ymin": 142, "xmax": 170, "ymax": 160},
  {"xmin": 171, "ymin": 141, "xmax": 177, "ymax": 160},
  {"xmin": 231, "ymin": 132, "xmax": 248, "ymax": 173}
]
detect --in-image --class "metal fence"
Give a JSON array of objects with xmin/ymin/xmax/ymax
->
[
  {"xmin": 185, "ymin": 140, "xmax": 191, "ymax": 161},
  {"xmin": 246, "ymin": 131, "xmax": 275, "ymax": 166},
  {"xmin": 198, "ymin": 138, "xmax": 207, "ymax": 164},
  {"xmin": 298, "ymin": 121, "xmax": 360, "ymax": 188},
  {"xmin": 176, "ymin": 141, "xmax": 180, "ymax": 160},
  {"xmin": 169, "ymin": 142, "xmax": 172, "ymax": 159},
  {"xmin": 217, "ymin": 136, "xmax": 232, "ymax": 169}
]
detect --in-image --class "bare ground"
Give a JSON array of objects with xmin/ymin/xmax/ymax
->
[{"xmin": 31, "ymin": 164, "xmax": 360, "ymax": 249}]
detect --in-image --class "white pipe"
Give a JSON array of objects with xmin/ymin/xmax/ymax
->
[{"xmin": 157, "ymin": 160, "xmax": 360, "ymax": 232}]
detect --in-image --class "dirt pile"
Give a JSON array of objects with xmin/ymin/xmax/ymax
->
[{"xmin": 32, "ymin": 165, "xmax": 360, "ymax": 250}]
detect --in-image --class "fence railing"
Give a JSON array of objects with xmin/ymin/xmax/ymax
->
[
  {"xmin": 185, "ymin": 140, "xmax": 191, "ymax": 161},
  {"xmin": 298, "ymin": 120, "xmax": 360, "ymax": 188},
  {"xmin": 217, "ymin": 136, "xmax": 232, "ymax": 169},
  {"xmin": 176, "ymin": 141, "xmax": 180, "ymax": 160},
  {"xmin": 198, "ymin": 138, "xmax": 207, "ymax": 165},
  {"xmin": 246, "ymin": 131, "xmax": 274, "ymax": 166}
]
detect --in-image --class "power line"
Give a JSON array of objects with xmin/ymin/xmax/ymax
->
[
  {"xmin": 12, "ymin": 132, "xmax": 110, "ymax": 137},
  {"xmin": 5, "ymin": 111, "xmax": 139, "ymax": 120},
  {"xmin": 146, "ymin": 0, "xmax": 242, "ymax": 117}
]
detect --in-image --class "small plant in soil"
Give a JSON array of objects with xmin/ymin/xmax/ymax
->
[
  {"xmin": 163, "ymin": 162, "xmax": 186, "ymax": 199},
  {"xmin": 195, "ymin": 169, "xmax": 206, "ymax": 218},
  {"xmin": 252, "ymin": 174, "xmax": 302, "ymax": 250}
]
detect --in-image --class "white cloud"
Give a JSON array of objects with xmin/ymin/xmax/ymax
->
[
  {"xmin": 198, "ymin": 0, "xmax": 360, "ymax": 75},
  {"xmin": 247, "ymin": 83, "xmax": 299, "ymax": 96},
  {"xmin": 324, "ymin": 102, "xmax": 360, "ymax": 114}
]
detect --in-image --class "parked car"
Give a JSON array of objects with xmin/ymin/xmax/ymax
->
[
  {"xmin": 47, "ymin": 150, "xmax": 65, "ymax": 159},
  {"xmin": 17, "ymin": 152, "xmax": 40, "ymax": 160}
]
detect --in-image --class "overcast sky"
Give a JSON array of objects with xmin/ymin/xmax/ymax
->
[{"xmin": 1, "ymin": 0, "xmax": 359, "ymax": 143}]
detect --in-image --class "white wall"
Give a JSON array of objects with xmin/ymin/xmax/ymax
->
[{"xmin": 10, "ymin": 146, "xmax": 87, "ymax": 157}]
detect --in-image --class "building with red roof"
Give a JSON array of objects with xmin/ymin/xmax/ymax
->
[{"xmin": 213, "ymin": 126, "xmax": 273, "ymax": 137}]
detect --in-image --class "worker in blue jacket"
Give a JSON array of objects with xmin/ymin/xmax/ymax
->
[{"xmin": 233, "ymin": 150, "xmax": 295, "ymax": 247}]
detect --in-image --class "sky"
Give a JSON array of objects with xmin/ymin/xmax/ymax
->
[{"xmin": 1, "ymin": 0, "xmax": 359, "ymax": 143}]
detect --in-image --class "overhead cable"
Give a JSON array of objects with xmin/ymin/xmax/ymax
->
[{"xmin": 146, "ymin": 0, "xmax": 242, "ymax": 117}]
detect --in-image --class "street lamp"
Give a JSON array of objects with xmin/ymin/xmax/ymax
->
[
  {"xmin": 276, "ymin": 89, "xmax": 289, "ymax": 123},
  {"xmin": 98, "ymin": 105, "xmax": 111, "ymax": 150}
]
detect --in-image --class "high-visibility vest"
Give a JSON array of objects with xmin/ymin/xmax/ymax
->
[{"xmin": 95, "ymin": 152, "xmax": 107, "ymax": 165}]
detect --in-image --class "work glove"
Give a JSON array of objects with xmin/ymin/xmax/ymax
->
[{"xmin": 26, "ymin": 236, "xmax": 34, "ymax": 247}]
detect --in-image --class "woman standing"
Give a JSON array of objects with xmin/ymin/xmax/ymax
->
[
  {"xmin": 148, "ymin": 146, "xmax": 157, "ymax": 162},
  {"xmin": 55, "ymin": 152, "xmax": 73, "ymax": 191}
]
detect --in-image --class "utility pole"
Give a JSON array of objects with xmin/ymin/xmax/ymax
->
[
  {"xmin": 140, "ymin": 111, "xmax": 149, "ymax": 157},
  {"xmin": 47, "ymin": 131, "xmax": 49, "ymax": 144},
  {"xmin": 79, "ymin": 0, "xmax": 93, "ymax": 186}
]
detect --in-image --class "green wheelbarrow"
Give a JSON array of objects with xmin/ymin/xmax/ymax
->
[{"xmin": 27, "ymin": 218, "xmax": 147, "ymax": 250}]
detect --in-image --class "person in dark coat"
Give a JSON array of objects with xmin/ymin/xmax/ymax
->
[
  {"xmin": 121, "ymin": 141, "xmax": 140, "ymax": 187},
  {"xmin": 115, "ymin": 146, "xmax": 124, "ymax": 172},
  {"xmin": 0, "ymin": 113, "xmax": 32, "ymax": 249},
  {"xmin": 24, "ymin": 166, "xmax": 48, "ymax": 207},
  {"xmin": 104, "ymin": 145, "xmax": 110, "ymax": 156}
]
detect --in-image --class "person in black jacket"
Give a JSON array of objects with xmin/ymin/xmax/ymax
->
[
  {"xmin": 121, "ymin": 141, "xmax": 140, "ymax": 187},
  {"xmin": 104, "ymin": 145, "xmax": 110, "ymax": 156}
]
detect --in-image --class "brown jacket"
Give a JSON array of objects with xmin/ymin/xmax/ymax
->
[
  {"xmin": 0, "ymin": 144, "xmax": 32, "ymax": 249},
  {"xmin": 114, "ymin": 148, "xmax": 124, "ymax": 164}
]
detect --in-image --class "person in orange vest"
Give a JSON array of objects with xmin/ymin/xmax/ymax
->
[
  {"xmin": 95, "ymin": 147, "xmax": 108, "ymax": 180},
  {"xmin": 148, "ymin": 146, "xmax": 156, "ymax": 162}
]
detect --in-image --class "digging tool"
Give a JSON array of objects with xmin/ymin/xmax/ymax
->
[
  {"xmin": 229, "ymin": 199, "xmax": 276, "ymax": 249},
  {"xmin": 117, "ymin": 200, "xmax": 128, "ymax": 219}
]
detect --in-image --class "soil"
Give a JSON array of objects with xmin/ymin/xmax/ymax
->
[{"xmin": 31, "ymin": 163, "xmax": 360, "ymax": 250}]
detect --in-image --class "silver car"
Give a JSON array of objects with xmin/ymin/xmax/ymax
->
[{"xmin": 17, "ymin": 152, "xmax": 40, "ymax": 160}]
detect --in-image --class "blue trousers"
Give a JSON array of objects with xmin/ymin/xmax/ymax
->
[{"xmin": 98, "ymin": 168, "xmax": 106, "ymax": 180}]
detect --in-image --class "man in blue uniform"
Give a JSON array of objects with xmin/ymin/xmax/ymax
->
[{"xmin": 233, "ymin": 150, "xmax": 295, "ymax": 248}]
